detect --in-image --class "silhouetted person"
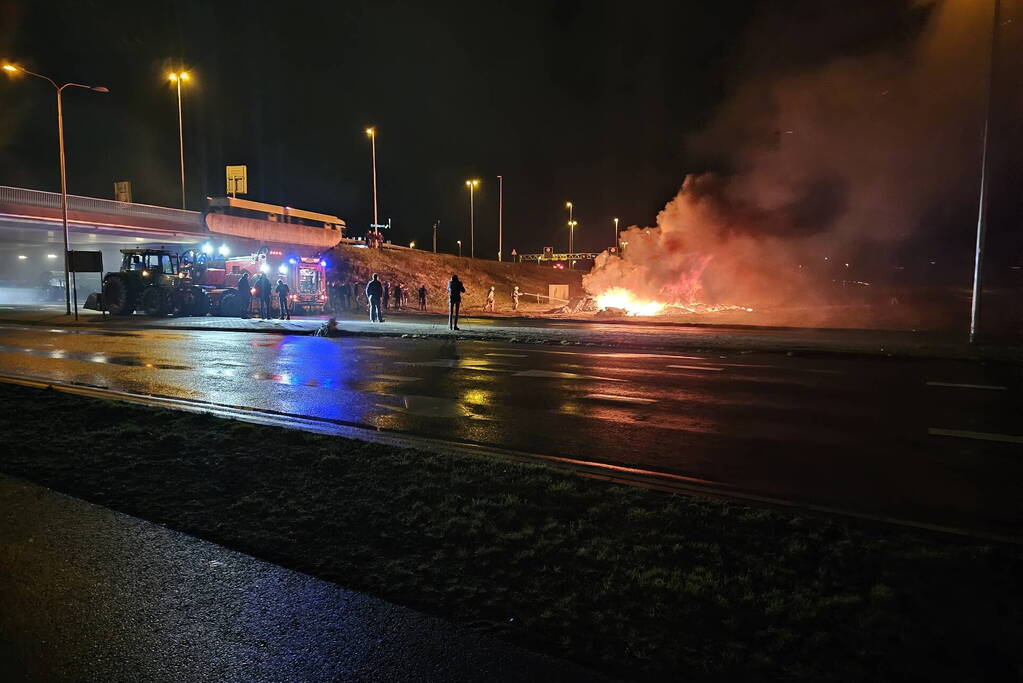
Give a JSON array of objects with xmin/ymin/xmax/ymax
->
[
  {"xmin": 512, "ymin": 285, "xmax": 520, "ymax": 311},
  {"xmin": 392, "ymin": 283, "xmax": 403, "ymax": 310},
  {"xmin": 255, "ymin": 272, "xmax": 273, "ymax": 320},
  {"xmin": 236, "ymin": 271, "xmax": 252, "ymax": 318},
  {"xmin": 275, "ymin": 278, "xmax": 291, "ymax": 320},
  {"xmin": 340, "ymin": 281, "xmax": 352, "ymax": 311},
  {"xmin": 448, "ymin": 274, "xmax": 465, "ymax": 330},
  {"xmin": 484, "ymin": 286, "xmax": 495, "ymax": 312},
  {"xmin": 418, "ymin": 285, "xmax": 427, "ymax": 311},
  {"xmin": 383, "ymin": 281, "xmax": 390, "ymax": 310},
  {"xmin": 366, "ymin": 273, "xmax": 384, "ymax": 322}
]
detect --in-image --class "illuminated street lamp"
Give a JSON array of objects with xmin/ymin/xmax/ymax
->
[
  {"xmin": 167, "ymin": 71, "xmax": 190, "ymax": 209},
  {"xmin": 409, "ymin": 240, "xmax": 416, "ymax": 249},
  {"xmin": 568, "ymin": 219, "xmax": 578, "ymax": 268},
  {"xmin": 613, "ymin": 217, "xmax": 619, "ymax": 249},
  {"xmin": 366, "ymin": 127, "xmax": 379, "ymax": 228},
  {"xmin": 465, "ymin": 179, "xmax": 480, "ymax": 258},
  {"xmin": 456, "ymin": 239, "xmax": 462, "ymax": 257},
  {"xmin": 3, "ymin": 62, "xmax": 108, "ymax": 316}
]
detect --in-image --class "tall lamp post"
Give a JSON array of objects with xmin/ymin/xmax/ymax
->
[
  {"xmin": 465, "ymin": 179, "xmax": 479, "ymax": 258},
  {"xmin": 3, "ymin": 63, "xmax": 108, "ymax": 316},
  {"xmin": 568, "ymin": 220, "xmax": 578, "ymax": 268},
  {"xmin": 496, "ymin": 174, "xmax": 504, "ymax": 262},
  {"xmin": 167, "ymin": 71, "xmax": 190, "ymax": 209},
  {"xmin": 433, "ymin": 220, "xmax": 439, "ymax": 253},
  {"xmin": 969, "ymin": 0, "xmax": 1001, "ymax": 344},
  {"xmin": 457, "ymin": 239, "xmax": 462, "ymax": 257},
  {"xmin": 366, "ymin": 127, "xmax": 379, "ymax": 228},
  {"xmin": 613, "ymin": 217, "xmax": 619, "ymax": 250}
]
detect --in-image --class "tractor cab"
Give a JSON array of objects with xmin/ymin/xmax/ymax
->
[{"xmin": 119, "ymin": 249, "xmax": 180, "ymax": 282}]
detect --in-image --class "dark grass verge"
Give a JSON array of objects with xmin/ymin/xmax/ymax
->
[{"xmin": 1, "ymin": 382, "xmax": 1020, "ymax": 682}]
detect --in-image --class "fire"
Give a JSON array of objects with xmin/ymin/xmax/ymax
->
[{"xmin": 595, "ymin": 287, "xmax": 666, "ymax": 316}]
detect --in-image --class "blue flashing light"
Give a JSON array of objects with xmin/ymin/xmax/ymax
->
[
  {"xmin": 320, "ymin": 260, "xmax": 328, "ymax": 267},
  {"xmin": 288, "ymin": 257, "xmax": 297, "ymax": 265}
]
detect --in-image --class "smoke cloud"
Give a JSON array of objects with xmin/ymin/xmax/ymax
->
[{"xmin": 584, "ymin": 0, "xmax": 991, "ymax": 321}]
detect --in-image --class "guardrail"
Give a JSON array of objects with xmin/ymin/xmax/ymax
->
[{"xmin": 0, "ymin": 185, "xmax": 202, "ymax": 225}]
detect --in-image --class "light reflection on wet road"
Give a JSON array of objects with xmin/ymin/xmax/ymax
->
[{"xmin": 0, "ymin": 324, "xmax": 1020, "ymax": 536}]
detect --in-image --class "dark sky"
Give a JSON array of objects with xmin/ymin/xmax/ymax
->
[{"xmin": 1, "ymin": 0, "xmax": 1019, "ymax": 272}]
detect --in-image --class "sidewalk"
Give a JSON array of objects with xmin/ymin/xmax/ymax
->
[
  {"xmin": 0, "ymin": 304, "xmax": 1019, "ymax": 361},
  {"xmin": 0, "ymin": 475, "xmax": 600, "ymax": 682}
]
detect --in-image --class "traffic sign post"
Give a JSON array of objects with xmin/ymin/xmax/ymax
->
[{"xmin": 226, "ymin": 165, "xmax": 248, "ymax": 197}]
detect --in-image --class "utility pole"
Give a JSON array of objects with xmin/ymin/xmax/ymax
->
[
  {"xmin": 433, "ymin": 220, "xmax": 439, "ymax": 253},
  {"xmin": 969, "ymin": 0, "xmax": 1001, "ymax": 344},
  {"xmin": 497, "ymin": 174, "xmax": 504, "ymax": 262}
]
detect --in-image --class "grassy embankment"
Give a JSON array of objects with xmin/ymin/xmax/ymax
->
[
  {"xmin": 1, "ymin": 382, "xmax": 1020, "ymax": 681},
  {"xmin": 327, "ymin": 244, "xmax": 582, "ymax": 314}
]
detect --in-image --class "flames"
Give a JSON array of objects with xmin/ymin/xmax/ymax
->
[
  {"xmin": 594, "ymin": 286, "xmax": 754, "ymax": 317},
  {"xmin": 594, "ymin": 288, "xmax": 666, "ymax": 316}
]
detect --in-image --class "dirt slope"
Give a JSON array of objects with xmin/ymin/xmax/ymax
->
[{"xmin": 325, "ymin": 245, "xmax": 582, "ymax": 313}]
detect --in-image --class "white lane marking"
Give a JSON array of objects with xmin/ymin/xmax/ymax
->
[
  {"xmin": 926, "ymin": 382, "xmax": 1007, "ymax": 391},
  {"xmin": 928, "ymin": 428, "xmax": 1023, "ymax": 444},
  {"xmin": 513, "ymin": 369, "xmax": 627, "ymax": 382},
  {"xmin": 582, "ymin": 393, "xmax": 657, "ymax": 404},
  {"xmin": 534, "ymin": 349, "xmax": 704, "ymax": 360},
  {"xmin": 485, "ymin": 353, "xmax": 528, "ymax": 358},
  {"xmin": 667, "ymin": 364, "xmax": 724, "ymax": 372},
  {"xmin": 715, "ymin": 362, "xmax": 844, "ymax": 375},
  {"xmin": 373, "ymin": 374, "xmax": 422, "ymax": 383}
]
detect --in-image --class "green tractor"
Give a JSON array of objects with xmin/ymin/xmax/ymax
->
[{"xmin": 88, "ymin": 249, "xmax": 210, "ymax": 316}]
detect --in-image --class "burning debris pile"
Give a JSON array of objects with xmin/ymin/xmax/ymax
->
[{"xmin": 583, "ymin": 0, "xmax": 990, "ymax": 325}]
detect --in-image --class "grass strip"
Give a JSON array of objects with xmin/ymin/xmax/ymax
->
[{"xmin": 0, "ymin": 381, "xmax": 1020, "ymax": 681}]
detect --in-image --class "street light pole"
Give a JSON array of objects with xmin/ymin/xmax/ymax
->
[
  {"xmin": 457, "ymin": 239, "xmax": 462, "ymax": 257},
  {"xmin": 568, "ymin": 220, "xmax": 577, "ymax": 268},
  {"xmin": 465, "ymin": 179, "xmax": 479, "ymax": 258},
  {"xmin": 969, "ymin": 0, "xmax": 1001, "ymax": 345},
  {"xmin": 168, "ymin": 71, "xmax": 190, "ymax": 209},
  {"xmin": 3, "ymin": 64, "xmax": 107, "ymax": 316},
  {"xmin": 613, "ymin": 217, "xmax": 619, "ymax": 250},
  {"xmin": 366, "ymin": 127, "xmax": 378, "ymax": 227},
  {"xmin": 433, "ymin": 220, "xmax": 439, "ymax": 253},
  {"xmin": 497, "ymin": 174, "xmax": 504, "ymax": 262}
]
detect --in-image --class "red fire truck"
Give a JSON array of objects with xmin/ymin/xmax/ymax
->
[{"xmin": 182, "ymin": 246, "xmax": 329, "ymax": 316}]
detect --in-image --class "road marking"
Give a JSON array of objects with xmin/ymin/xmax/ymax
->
[
  {"xmin": 373, "ymin": 374, "xmax": 422, "ymax": 383},
  {"xmin": 513, "ymin": 369, "xmax": 627, "ymax": 382},
  {"xmin": 534, "ymin": 349, "xmax": 704, "ymax": 360},
  {"xmin": 928, "ymin": 428, "xmax": 1023, "ymax": 444},
  {"xmin": 926, "ymin": 382, "xmax": 1007, "ymax": 391},
  {"xmin": 715, "ymin": 362, "xmax": 844, "ymax": 375},
  {"xmin": 582, "ymin": 393, "xmax": 657, "ymax": 404},
  {"xmin": 485, "ymin": 353, "xmax": 528, "ymax": 358},
  {"xmin": 667, "ymin": 364, "xmax": 724, "ymax": 372}
]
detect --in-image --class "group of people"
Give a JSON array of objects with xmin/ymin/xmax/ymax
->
[
  {"xmin": 326, "ymin": 279, "xmax": 429, "ymax": 313},
  {"xmin": 364, "ymin": 271, "xmax": 478, "ymax": 331},
  {"xmin": 234, "ymin": 271, "xmax": 292, "ymax": 320}
]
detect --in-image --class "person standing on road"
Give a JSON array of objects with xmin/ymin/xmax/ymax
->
[
  {"xmin": 512, "ymin": 285, "xmax": 520, "ymax": 311},
  {"xmin": 256, "ymin": 272, "xmax": 273, "ymax": 320},
  {"xmin": 383, "ymin": 281, "xmax": 390, "ymax": 310},
  {"xmin": 484, "ymin": 286, "xmax": 496, "ymax": 313},
  {"xmin": 236, "ymin": 271, "xmax": 252, "ymax": 318},
  {"xmin": 392, "ymin": 283, "xmax": 403, "ymax": 311},
  {"xmin": 340, "ymin": 281, "xmax": 352, "ymax": 312},
  {"xmin": 366, "ymin": 273, "xmax": 384, "ymax": 323},
  {"xmin": 418, "ymin": 284, "xmax": 427, "ymax": 311},
  {"xmin": 275, "ymin": 278, "xmax": 291, "ymax": 320},
  {"xmin": 448, "ymin": 274, "xmax": 465, "ymax": 330}
]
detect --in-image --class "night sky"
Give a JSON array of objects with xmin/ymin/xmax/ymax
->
[{"xmin": 1, "ymin": 1, "xmax": 1019, "ymax": 274}]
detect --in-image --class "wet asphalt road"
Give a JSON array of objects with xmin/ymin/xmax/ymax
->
[{"xmin": 0, "ymin": 323, "xmax": 1020, "ymax": 537}]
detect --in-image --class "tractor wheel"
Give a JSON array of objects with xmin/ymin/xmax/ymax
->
[
  {"xmin": 141, "ymin": 287, "xmax": 168, "ymax": 316},
  {"xmin": 191, "ymin": 288, "xmax": 211, "ymax": 316},
  {"xmin": 102, "ymin": 276, "xmax": 134, "ymax": 315},
  {"xmin": 218, "ymin": 289, "xmax": 242, "ymax": 317}
]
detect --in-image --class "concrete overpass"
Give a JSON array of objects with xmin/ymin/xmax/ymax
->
[{"xmin": 0, "ymin": 185, "xmax": 346, "ymax": 301}]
